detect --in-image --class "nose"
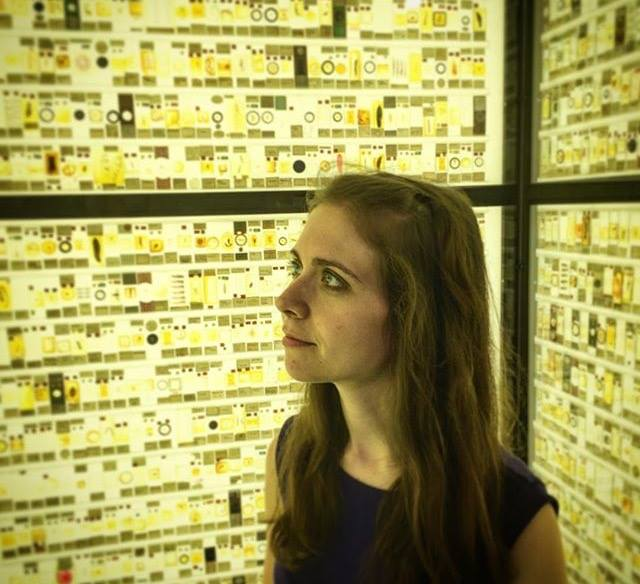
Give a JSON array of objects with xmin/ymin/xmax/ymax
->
[{"xmin": 275, "ymin": 278, "xmax": 308, "ymax": 319}]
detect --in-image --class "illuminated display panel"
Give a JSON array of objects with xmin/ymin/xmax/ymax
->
[
  {"xmin": 529, "ymin": 203, "xmax": 640, "ymax": 582},
  {"xmin": 532, "ymin": 2, "xmax": 640, "ymax": 577},
  {"xmin": 0, "ymin": 0, "xmax": 505, "ymax": 194},
  {"xmin": 0, "ymin": 208, "xmax": 501, "ymax": 583},
  {"xmin": 533, "ymin": 0, "xmax": 640, "ymax": 182},
  {"xmin": 0, "ymin": 1, "xmax": 507, "ymax": 581},
  {"xmin": 0, "ymin": 213, "xmax": 307, "ymax": 582}
]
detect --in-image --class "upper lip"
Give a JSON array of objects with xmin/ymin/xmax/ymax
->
[{"xmin": 283, "ymin": 330, "xmax": 313, "ymax": 343}]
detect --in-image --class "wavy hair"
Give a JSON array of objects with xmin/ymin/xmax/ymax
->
[{"xmin": 267, "ymin": 172, "xmax": 516, "ymax": 583}]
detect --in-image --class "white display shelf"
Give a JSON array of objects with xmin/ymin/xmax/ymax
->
[
  {"xmin": 533, "ymin": 420, "xmax": 640, "ymax": 518},
  {"xmin": 0, "ymin": 297, "xmax": 286, "ymax": 324},
  {"xmin": 538, "ymin": 110, "xmax": 640, "ymax": 139},
  {"xmin": 534, "ymin": 336, "xmax": 639, "ymax": 378},
  {"xmin": 536, "ymin": 379, "xmax": 639, "ymax": 436},
  {"xmin": 535, "ymin": 249, "xmax": 640, "ymax": 267},
  {"xmin": 0, "ymin": 137, "xmax": 494, "ymax": 146},
  {"xmin": 2, "ymin": 434, "xmax": 275, "ymax": 472},
  {"xmin": 0, "ymin": 391, "xmax": 303, "ymax": 423},
  {"xmin": 0, "ymin": 349, "xmax": 294, "ymax": 375},
  {"xmin": 534, "ymin": 292, "xmax": 640, "ymax": 323},
  {"xmin": 536, "ymin": 202, "xmax": 640, "ymax": 211},
  {"xmin": 0, "ymin": 27, "xmax": 490, "ymax": 48},
  {"xmin": 536, "ymin": 168, "xmax": 640, "ymax": 183},
  {"xmin": 0, "ymin": 523, "xmax": 268, "ymax": 566},
  {"xmin": 1, "ymin": 478, "xmax": 269, "ymax": 519},
  {"xmin": 539, "ymin": 50, "xmax": 640, "ymax": 92},
  {"xmin": 540, "ymin": 0, "xmax": 631, "ymax": 43},
  {"xmin": 0, "ymin": 84, "xmax": 488, "ymax": 96}
]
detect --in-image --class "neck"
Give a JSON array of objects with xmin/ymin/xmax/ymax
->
[{"xmin": 334, "ymin": 378, "xmax": 398, "ymax": 467}]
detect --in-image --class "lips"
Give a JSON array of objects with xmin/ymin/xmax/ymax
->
[{"xmin": 283, "ymin": 331, "xmax": 313, "ymax": 344}]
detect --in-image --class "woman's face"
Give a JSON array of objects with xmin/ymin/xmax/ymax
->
[{"xmin": 275, "ymin": 203, "xmax": 392, "ymax": 385}]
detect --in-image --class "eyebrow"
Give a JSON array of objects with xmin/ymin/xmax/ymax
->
[{"xmin": 288, "ymin": 248, "xmax": 362, "ymax": 283}]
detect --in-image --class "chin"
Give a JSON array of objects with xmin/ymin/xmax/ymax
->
[{"xmin": 285, "ymin": 368, "xmax": 329, "ymax": 384}]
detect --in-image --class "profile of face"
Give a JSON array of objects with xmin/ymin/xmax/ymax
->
[{"xmin": 275, "ymin": 203, "xmax": 392, "ymax": 387}]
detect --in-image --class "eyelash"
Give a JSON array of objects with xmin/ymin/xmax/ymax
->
[{"xmin": 286, "ymin": 259, "xmax": 348, "ymax": 291}]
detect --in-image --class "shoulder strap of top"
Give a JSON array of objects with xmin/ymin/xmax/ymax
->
[{"xmin": 500, "ymin": 449, "xmax": 560, "ymax": 548}]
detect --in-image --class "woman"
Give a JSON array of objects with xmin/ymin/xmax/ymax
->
[{"xmin": 263, "ymin": 172, "xmax": 566, "ymax": 583}]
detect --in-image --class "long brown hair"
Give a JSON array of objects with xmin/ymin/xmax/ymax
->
[{"xmin": 267, "ymin": 172, "xmax": 516, "ymax": 583}]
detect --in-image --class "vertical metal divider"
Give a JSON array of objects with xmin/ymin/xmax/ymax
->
[{"xmin": 514, "ymin": 0, "xmax": 535, "ymax": 462}]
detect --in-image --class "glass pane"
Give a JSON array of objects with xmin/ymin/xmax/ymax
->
[
  {"xmin": 532, "ymin": 1, "xmax": 640, "ymax": 182},
  {"xmin": 529, "ymin": 201, "xmax": 640, "ymax": 582}
]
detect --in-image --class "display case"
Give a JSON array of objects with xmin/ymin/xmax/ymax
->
[
  {"xmin": 0, "ymin": 2, "xmax": 510, "ymax": 583},
  {"xmin": 529, "ymin": 203, "xmax": 640, "ymax": 581},
  {"xmin": 0, "ymin": 0, "xmax": 505, "ymax": 193},
  {"xmin": 528, "ymin": 1, "xmax": 640, "ymax": 581},
  {"xmin": 531, "ymin": 0, "xmax": 640, "ymax": 182}
]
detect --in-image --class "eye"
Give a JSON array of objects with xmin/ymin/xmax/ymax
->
[
  {"xmin": 286, "ymin": 259, "xmax": 347, "ymax": 290},
  {"xmin": 322, "ymin": 271, "xmax": 347, "ymax": 289},
  {"xmin": 286, "ymin": 259, "xmax": 300, "ymax": 278}
]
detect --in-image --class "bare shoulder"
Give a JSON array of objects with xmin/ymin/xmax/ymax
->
[{"xmin": 508, "ymin": 503, "xmax": 568, "ymax": 584}]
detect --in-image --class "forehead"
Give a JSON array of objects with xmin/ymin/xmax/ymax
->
[{"xmin": 297, "ymin": 204, "xmax": 380, "ymax": 286}]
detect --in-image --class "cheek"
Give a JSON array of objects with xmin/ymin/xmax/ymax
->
[{"xmin": 348, "ymin": 306, "xmax": 389, "ymax": 349}]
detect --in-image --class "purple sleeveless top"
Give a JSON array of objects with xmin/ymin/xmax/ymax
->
[{"xmin": 272, "ymin": 415, "xmax": 559, "ymax": 584}]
